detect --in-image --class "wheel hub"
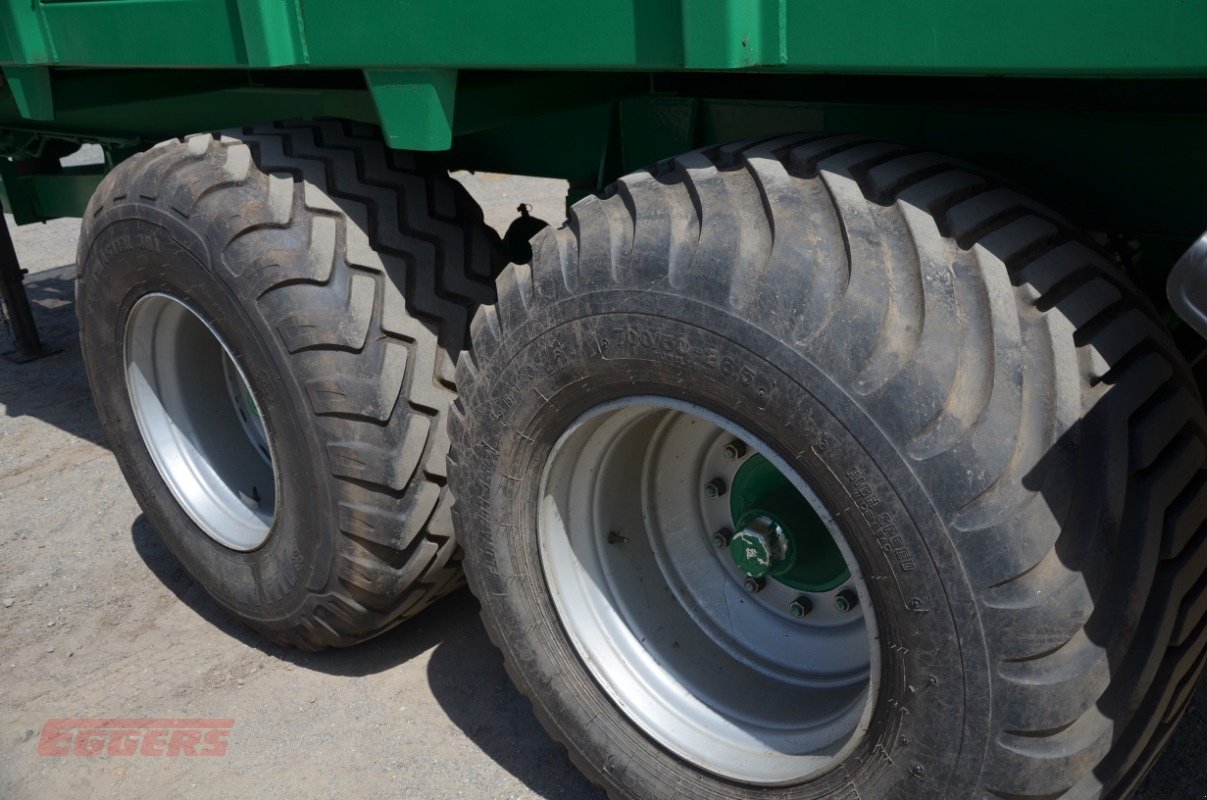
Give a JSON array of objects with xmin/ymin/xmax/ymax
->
[
  {"xmin": 538, "ymin": 398, "xmax": 878, "ymax": 785},
  {"xmin": 728, "ymin": 454, "xmax": 851, "ymax": 592},
  {"xmin": 728, "ymin": 516, "xmax": 786, "ymax": 579}
]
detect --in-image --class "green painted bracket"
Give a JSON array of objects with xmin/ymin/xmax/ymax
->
[
  {"xmin": 683, "ymin": 0, "xmax": 786, "ymax": 69},
  {"xmin": 234, "ymin": 0, "xmax": 308, "ymax": 67},
  {"xmin": 0, "ymin": 158, "xmax": 33, "ymax": 223},
  {"xmin": 1, "ymin": 164, "xmax": 106, "ymax": 223},
  {"xmin": 3, "ymin": 66, "xmax": 53, "ymax": 121},
  {"xmin": 0, "ymin": 0, "xmax": 52, "ymax": 65},
  {"xmin": 364, "ymin": 69, "xmax": 457, "ymax": 152}
]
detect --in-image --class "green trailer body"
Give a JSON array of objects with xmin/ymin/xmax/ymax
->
[{"xmin": 1, "ymin": 0, "xmax": 1206, "ymax": 271}]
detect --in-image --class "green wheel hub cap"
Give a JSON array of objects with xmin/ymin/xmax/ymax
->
[
  {"xmin": 729, "ymin": 454, "xmax": 850, "ymax": 591},
  {"xmin": 728, "ymin": 517, "xmax": 785, "ymax": 579}
]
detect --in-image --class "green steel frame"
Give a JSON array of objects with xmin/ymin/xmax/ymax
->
[
  {"xmin": 2, "ymin": 0, "xmax": 1207, "ymax": 301},
  {"xmin": 5, "ymin": 1, "xmax": 1207, "ymax": 74}
]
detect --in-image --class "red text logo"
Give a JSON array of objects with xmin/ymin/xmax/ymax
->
[{"xmin": 38, "ymin": 719, "xmax": 234, "ymax": 757}]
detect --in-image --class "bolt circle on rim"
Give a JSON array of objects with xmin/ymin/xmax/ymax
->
[
  {"xmin": 123, "ymin": 293, "xmax": 278, "ymax": 551},
  {"xmin": 538, "ymin": 398, "xmax": 879, "ymax": 785}
]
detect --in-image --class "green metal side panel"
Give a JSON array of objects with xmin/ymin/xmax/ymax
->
[
  {"xmin": 24, "ymin": 0, "xmax": 306, "ymax": 68},
  {"xmin": 298, "ymin": 0, "xmax": 685, "ymax": 69},
  {"xmin": 778, "ymin": 1, "xmax": 1207, "ymax": 76},
  {"xmin": 0, "ymin": 71, "xmax": 378, "ymax": 140},
  {"xmin": 39, "ymin": 0, "xmax": 243, "ymax": 67},
  {"xmin": 3, "ymin": 0, "xmax": 1207, "ymax": 75}
]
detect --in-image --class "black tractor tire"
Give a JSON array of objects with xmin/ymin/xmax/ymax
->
[
  {"xmin": 448, "ymin": 135, "xmax": 1207, "ymax": 799},
  {"xmin": 77, "ymin": 121, "xmax": 504, "ymax": 650}
]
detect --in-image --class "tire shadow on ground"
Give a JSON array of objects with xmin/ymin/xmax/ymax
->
[
  {"xmin": 130, "ymin": 513, "xmax": 453, "ymax": 678},
  {"xmin": 130, "ymin": 513, "xmax": 603, "ymax": 799},
  {"xmin": 18, "ymin": 259, "xmax": 597, "ymax": 799},
  {"xmin": 0, "ymin": 265, "xmax": 108, "ymax": 449},
  {"xmin": 424, "ymin": 606, "xmax": 606, "ymax": 800}
]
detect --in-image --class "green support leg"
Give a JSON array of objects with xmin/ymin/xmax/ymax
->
[{"xmin": 0, "ymin": 199, "xmax": 58, "ymax": 362}]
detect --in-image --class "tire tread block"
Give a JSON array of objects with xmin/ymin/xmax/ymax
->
[
  {"xmin": 448, "ymin": 134, "xmax": 1207, "ymax": 798},
  {"xmin": 81, "ymin": 121, "xmax": 505, "ymax": 649}
]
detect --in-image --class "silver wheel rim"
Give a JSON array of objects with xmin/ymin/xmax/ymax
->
[
  {"xmin": 124, "ymin": 293, "xmax": 277, "ymax": 551},
  {"xmin": 539, "ymin": 398, "xmax": 878, "ymax": 785}
]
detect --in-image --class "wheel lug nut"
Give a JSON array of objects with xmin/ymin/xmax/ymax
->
[
  {"xmin": 710, "ymin": 527, "xmax": 733, "ymax": 549},
  {"xmin": 834, "ymin": 589, "xmax": 859, "ymax": 613},
  {"xmin": 722, "ymin": 439, "xmax": 747, "ymax": 460},
  {"xmin": 789, "ymin": 596, "xmax": 813, "ymax": 618},
  {"xmin": 743, "ymin": 576, "xmax": 764, "ymax": 593},
  {"xmin": 703, "ymin": 477, "xmax": 727, "ymax": 498}
]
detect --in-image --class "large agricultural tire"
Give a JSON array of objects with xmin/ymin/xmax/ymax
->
[
  {"xmin": 77, "ymin": 121, "xmax": 504, "ymax": 650},
  {"xmin": 448, "ymin": 135, "xmax": 1207, "ymax": 799}
]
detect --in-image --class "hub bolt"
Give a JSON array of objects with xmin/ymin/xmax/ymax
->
[
  {"xmin": 743, "ymin": 576, "xmax": 764, "ymax": 594},
  {"xmin": 704, "ymin": 477, "xmax": 727, "ymax": 498},
  {"xmin": 710, "ymin": 528, "xmax": 733, "ymax": 549},
  {"xmin": 834, "ymin": 589, "xmax": 859, "ymax": 613},
  {"xmin": 789, "ymin": 596, "xmax": 813, "ymax": 618},
  {"xmin": 722, "ymin": 439, "xmax": 748, "ymax": 461}
]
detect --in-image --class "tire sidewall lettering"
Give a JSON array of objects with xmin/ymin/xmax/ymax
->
[
  {"xmin": 79, "ymin": 210, "xmax": 335, "ymax": 617},
  {"xmin": 458, "ymin": 300, "xmax": 988, "ymax": 800}
]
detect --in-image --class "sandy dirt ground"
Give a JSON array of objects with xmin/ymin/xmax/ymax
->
[{"xmin": 0, "ymin": 169, "xmax": 1202, "ymax": 800}]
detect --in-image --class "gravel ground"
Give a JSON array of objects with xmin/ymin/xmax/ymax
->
[{"xmin": 1, "ymin": 170, "xmax": 1203, "ymax": 800}]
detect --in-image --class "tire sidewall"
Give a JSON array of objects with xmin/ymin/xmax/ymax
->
[
  {"xmin": 78, "ymin": 205, "xmax": 337, "ymax": 623},
  {"xmin": 455, "ymin": 289, "xmax": 992, "ymax": 799}
]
